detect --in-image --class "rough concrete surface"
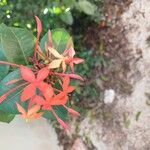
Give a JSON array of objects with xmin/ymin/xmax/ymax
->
[
  {"xmin": 72, "ymin": 0, "xmax": 150, "ymax": 149},
  {"xmin": 0, "ymin": 116, "xmax": 62, "ymax": 150}
]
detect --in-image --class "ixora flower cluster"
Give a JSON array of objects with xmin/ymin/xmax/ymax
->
[{"xmin": 0, "ymin": 16, "xmax": 84, "ymax": 129}]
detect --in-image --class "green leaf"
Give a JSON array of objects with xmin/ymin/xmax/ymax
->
[
  {"xmin": 62, "ymin": 0, "xmax": 76, "ymax": 8},
  {"xmin": 0, "ymin": 110, "xmax": 15, "ymax": 123},
  {"xmin": 43, "ymin": 106, "xmax": 69, "ymax": 121},
  {"xmin": 77, "ymin": 0, "xmax": 97, "ymax": 15},
  {"xmin": 40, "ymin": 28, "xmax": 71, "ymax": 54},
  {"xmin": 0, "ymin": 23, "xmax": 35, "ymax": 65},
  {"xmin": 0, "ymin": 38, "xmax": 10, "ymax": 81},
  {"xmin": 60, "ymin": 11, "xmax": 73, "ymax": 25},
  {"xmin": 0, "ymin": 69, "xmax": 27, "ymax": 114}
]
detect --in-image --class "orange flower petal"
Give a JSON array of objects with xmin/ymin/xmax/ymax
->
[
  {"xmin": 42, "ymin": 105, "xmax": 52, "ymax": 110},
  {"xmin": 48, "ymin": 47, "xmax": 62, "ymax": 58},
  {"xmin": 72, "ymin": 58, "xmax": 84, "ymax": 64},
  {"xmin": 30, "ymin": 112, "xmax": 44, "ymax": 119},
  {"xmin": 51, "ymin": 95, "xmax": 68, "ymax": 105},
  {"xmin": 28, "ymin": 96, "xmax": 36, "ymax": 109},
  {"xmin": 38, "ymin": 82, "xmax": 48, "ymax": 90},
  {"xmin": 38, "ymin": 82, "xmax": 54, "ymax": 99},
  {"xmin": 65, "ymin": 86, "xmax": 76, "ymax": 93},
  {"xmin": 21, "ymin": 84, "xmax": 36, "ymax": 101},
  {"xmin": 36, "ymin": 67, "xmax": 49, "ymax": 81},
  {"xmin": 62, "ymin": 76, "xmax": 70, "ymax": 89},
  {"xmin": 20, "ymin": 65, "xmax": 35, "ymax": 82},
  {"xmin": 68, "ymin": 48, "xmax": 75, "ymax": 57},
  {"xmin": 34, "ymin": 95, "xmax": 46, "ymax": 105},
  {"xmin": 16, "ymin": 102, "xmax": 27, "ymax": 116},
  {"xmin": 43, "ymin": 86, "xmax": 54, "ymax": 100},
  {"xmin": 52, "ymin": 91, "xmax": 66, "ymax": 101},
  {"xmin": 27, "ymin": 105, "xmax": 41, "ymax": 116},
  {"xmin": 48, "ymin": 59, "xmax": 62, "ymax": 69}
]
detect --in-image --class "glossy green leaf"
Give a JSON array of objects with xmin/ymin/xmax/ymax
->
[
  {"xmin": 60, "ymin": 11, "xmax": 73, "ymax": 25},
  {"xmin": 77, "ymin": 0, "xmax": 97, "ymax": 15},
  {"xmin": 0, "ymin": 69, "xmax": 27, "ymax": 114},
  {"xmin": 62, "ymin": 0, "xmax": 76, "ymax": 8},
  {"xmin": 0, "ymin": 38, "xmax": 10, "ymax": 81},
  {"xmin": 40, "ymin": 28, "xmax": 71, "ymax": 54},
  {"xmin": 43, "ymin": 106, "xmax": 69, "ymax": 121},
  {"xmin": 0, "ymin": 23, "xmax": 35, "ymax": 65},
  {"xmin": 0, "ymin": 110, "xmax": 15, "ymax": 123}
]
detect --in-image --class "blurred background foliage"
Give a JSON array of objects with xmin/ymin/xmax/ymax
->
[
  {"xmin": 0, "ymin": 0, "xmax": 104, "ymax": 31},
  {"xmin": 0, "ymin": 0, "xmax": 105, "ymax": 111}
]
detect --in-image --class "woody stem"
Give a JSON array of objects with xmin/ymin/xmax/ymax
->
[{"xmin": 0, "ymin": 61, "xmax": 20, "ymax": 67}]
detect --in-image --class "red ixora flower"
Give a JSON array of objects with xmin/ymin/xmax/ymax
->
[
  {"xmin": 48, "ymin": 45, "xmax": 84, "ymax": 73},
  {"xmin": 35, "ymin": 76, "xmax": 80, "ymax": 129},
  {"xmin": 0, "ymin": 65, "xmax": 51, "ymax": 104},
  {"xmin": 0, "ymin": 16, "xmax": 84, "ymax": 129},
  {"xmin": 19, "ymin": 65, "xmax": 50, "ymax": 101},
  {"xmin": 16, "ymin": 102, "xmax": 43, "ymax": 121}
]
